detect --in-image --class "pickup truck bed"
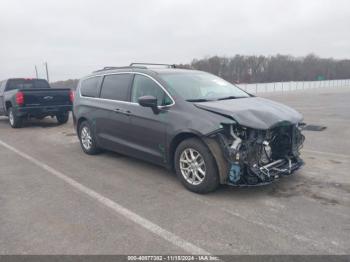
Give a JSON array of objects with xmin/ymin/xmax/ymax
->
[{"xmin": 0, "ymin": 78, "xmax": 73, "ymax": 128}]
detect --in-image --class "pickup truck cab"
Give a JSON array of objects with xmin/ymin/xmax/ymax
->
[{"xmin": 0, "ymin": 78, "xmax": 73, "ymax": 128}]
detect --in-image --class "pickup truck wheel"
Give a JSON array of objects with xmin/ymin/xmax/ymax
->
[
  {"xmin": 56, "ymin": 112, "xmax": 69, "ymax": 124},
  {"xmin": 175, "ymin": 138, "xmax": 219, "ymax": 194},
  {"xmin": 8, "ymin": 108, "xmax": 23, "ymax": 128},
  {"xmin": 79, "ymin": 121, "xmax": 100, "ymax": 155}
]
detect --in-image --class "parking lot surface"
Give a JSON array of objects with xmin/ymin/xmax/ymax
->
[{"xmin": 0, "ymin": 87, "xmax": 349, "ymax": 255}]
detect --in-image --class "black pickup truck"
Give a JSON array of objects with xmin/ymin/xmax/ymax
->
[{"xmin": 0, "ymin": 78, "xmax": 73, "ymax": 128}]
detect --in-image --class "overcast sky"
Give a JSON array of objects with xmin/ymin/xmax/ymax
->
[{"xmin": 0, "ymin": 0, "xmax": 349, "ymax": 81}]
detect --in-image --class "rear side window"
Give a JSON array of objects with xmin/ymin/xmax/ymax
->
[
  {"xmin": 100, "ymin": 74, "xmax": 132, "ymax": 101},
  {"xmin": 81, "ymin": 77, "xmax": 101, "ymax": 97}
]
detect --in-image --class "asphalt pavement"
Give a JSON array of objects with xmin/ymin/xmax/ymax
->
[{"xmin": 0, "ymin": 87, "xmax": 349, "ymax": 255}]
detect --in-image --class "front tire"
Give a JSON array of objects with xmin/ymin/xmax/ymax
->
[
  {"xmin": 56, "ymin": 112, "xmax": 69, "ymax": 124},
  {"xmin": 8, "ymin": 107, "xmax": 23, "ymax": 128},
  {"xmin": 78, "ymin": 121, "xmax": 100, "ymax": 155},
  {"xmin": 175, "ymin": 138, "xmax": 219, "ymax": 194}
]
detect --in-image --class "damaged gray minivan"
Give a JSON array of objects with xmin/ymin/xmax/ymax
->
[{"xmin": 73, "ymin": 64, "xmax": 305, "ymax": 193}]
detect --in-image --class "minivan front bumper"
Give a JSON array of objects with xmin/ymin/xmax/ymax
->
[
  {"xmin": 204, "ymin": 122, "xmax": 305, "ymax": 186},
  {"xmin": 226, "ymin": 157, "xmax": 304, "ymax": 186}
]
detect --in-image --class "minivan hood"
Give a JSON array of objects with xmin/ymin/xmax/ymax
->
[{"xmin": 194, "ymin": 97, "xmax": 303, "ymax": 130}]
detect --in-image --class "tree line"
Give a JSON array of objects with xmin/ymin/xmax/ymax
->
[
  {"xmin": 178, "ymin": 54, "xmax": 350, "ymax": 83},
  {"xmin": 51, "ymin": 54, "xmax": 350, "ymax": 88},
  {"xmin": 51, "ymin": 79, "xmax": 79, "ymax": 90}
]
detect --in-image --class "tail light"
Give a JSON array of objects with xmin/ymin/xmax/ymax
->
[
  {"xmin": 69, "ymin": 90, "xmax": 75, "ymax": 103},
  {"xmin": 16, "ymin": 92, "xmax": 24, "ymax": 106}
]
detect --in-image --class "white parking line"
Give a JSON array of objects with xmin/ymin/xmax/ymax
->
[{"xmin": 0, "ymin": 139, "xmax": 209, "ymax": 255}]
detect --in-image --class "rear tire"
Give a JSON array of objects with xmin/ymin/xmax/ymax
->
[
  {"xmin": 56, "ymin": 112, "xmax": 69, "ymax": 124},
  {"xmin": 175, "ymin": 138, "xmax": 219, "ymax": 194},
  {"xmin": 8, "ymin": 107, "xmax": 23, "ymax": 128},
  {"xmin": 78, "ymin": 121, "xmax": 100, "ymax": 155}
]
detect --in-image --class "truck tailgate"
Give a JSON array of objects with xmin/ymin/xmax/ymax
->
[{"xmin": 22, "ymin": 88, "xmax": 72, "ymax": 107}]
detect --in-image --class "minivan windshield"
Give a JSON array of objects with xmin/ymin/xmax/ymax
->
[
  {"xmin": 7, "ymin": 79, "xmax": 50, "ymax": 90},
  {"xmin": 159, "ymin": 71, "xmax": 249, "ymax": 101}
]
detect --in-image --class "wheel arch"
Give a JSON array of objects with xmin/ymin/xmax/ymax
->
[
  {"xmin": 168, "ymin": 132, "xmax": 201, "ymax": 169},
  {"xmin": 5, "ymin": 101, "xmax": 12, "ymax": 112},
  {"xmin": 169, "ymin": 131, "xmax": 229, "ymax": 184},
  {"xmin": 76, "ymin": 117, "xmax": 88, "ymax": 136}
]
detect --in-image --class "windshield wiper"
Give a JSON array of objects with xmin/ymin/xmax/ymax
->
[
  {"xmin": 217, "ymin": 96, "xmax": 247, "ymax": 100},
  {"xmin": 186, "ymin": 98, "xmax": 211, "ymax": 102},
  {"xmin": 217, "ymin": 96, "xmax": 238, "ymax": 100}
]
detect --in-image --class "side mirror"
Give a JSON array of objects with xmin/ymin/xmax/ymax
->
[{"xmin": 138, "ymin": 95, "xmax": 159, "ymax": 113}]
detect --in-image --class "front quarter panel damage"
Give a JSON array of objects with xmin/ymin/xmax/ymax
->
[{"xmin": 203, "ymin": 137, "xmax": 231, "ymax": 184}]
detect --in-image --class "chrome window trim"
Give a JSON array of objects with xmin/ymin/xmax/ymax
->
[{"xmin": 78, "ymin": 72, "xmax": 175, "ymax": 108}]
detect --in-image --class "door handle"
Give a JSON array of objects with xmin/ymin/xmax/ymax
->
[
  {"xmin": 120, "ymin": 109, "xmax": 132, "ymax": 116},
  {"xmin": 113, "ymin": 108, "xmax": 132, "ymax": 116}
]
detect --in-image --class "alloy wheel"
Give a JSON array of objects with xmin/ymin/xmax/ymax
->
[
  {"xmin": 9, "ymin": 110, "xmax": 14, "ymax": 126},
  {"xmin": 179, "ymin": 148, "xmax": 206, "ymax": 185},
  {"xmin": 81, "ymin": 126, "xmax": 92, "ymax": 150}
]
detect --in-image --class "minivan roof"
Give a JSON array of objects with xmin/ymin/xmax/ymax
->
[{"xmin": 87, "ymin": 67, "xmax": 196, "ymax": 78}]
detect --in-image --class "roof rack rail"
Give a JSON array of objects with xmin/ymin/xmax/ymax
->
[
  {"xmin": 129, "ymin": 63, "xmax": 176, "ymax": 68},
  {"xmin": 93, "ymin": 66, "xmax": 147, "ymax": 73}
]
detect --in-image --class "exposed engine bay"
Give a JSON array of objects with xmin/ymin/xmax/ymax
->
[{"xmin": 215, "ymin": 123, "xmax": 305, "ymax": 186}]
